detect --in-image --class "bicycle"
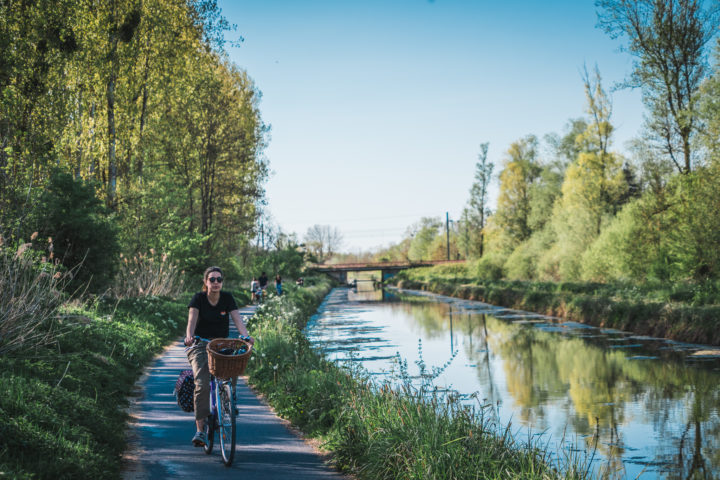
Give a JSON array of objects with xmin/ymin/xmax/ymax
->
[{"xmin": 189, "ymin": 335, "xmax": 252, "ymax": 466}]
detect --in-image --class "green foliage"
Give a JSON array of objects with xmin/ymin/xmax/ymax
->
[
  {"xmin": 1, "ymin": 0, "xmax": 267, "ymax": 278},
  {"xmin": 246, "ymin": 277, "xmax": 587, "ymax": 480},
  {"xmin": 407, "ymin": 217, "xmax": 443, "ymax": 261},
  {"xmin": 0, "ymin": 295, "xmax": 186, "ymax": 479},
  {"xmin": 579, "ymin": 166, "xmax": 720, "ymax": 282},
  {"xmin": 495, "ymin": 135, "xmax": 542, "ymax": 246},
  {"xmin": 240, "ymin": 245, "xmax": 306, "ymax": 282},
  {"xmin": 580, "ymin": 200, "xmax": 642, "ymax": 282},
  {"xmin": 504, "ymin": 227, "xmax": 554, "ymax": 281},
  {"xmin": 474, "ymin": 253, "xmax": 505, "ymax": 281},
  {"xmin": 464, "ymin": 142, "xmax": 493, "ymax": 257},
  {"xmin": 597, "ymin": 0, "xmax": 718, "ymax": 174},
  {"xmin": 31, "ymin": 172, "xmax": 120, "ymax": 293}
]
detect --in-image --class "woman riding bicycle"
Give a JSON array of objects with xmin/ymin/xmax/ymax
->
[{"xmin": 184, "ymin": 266, "xmax": 254, "ymax": 447}]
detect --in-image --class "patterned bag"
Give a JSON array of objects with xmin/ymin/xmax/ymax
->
[{"xmin": 174, "ymin": 369, "xmax": 195, "ymax": 412}]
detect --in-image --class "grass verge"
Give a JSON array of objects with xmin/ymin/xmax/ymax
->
[
  {"xmin": 389, "ymin": 266, "xmax": 720, "ymax": 346},
  {"xmin": 0, "ymin": 295, "xmax": 186, "ymax": 479},
  {"xmin": 245, "ymin": 277, "xmax": 590, "ymax": 480}
]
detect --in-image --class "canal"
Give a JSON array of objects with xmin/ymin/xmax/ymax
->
[{"xmin": 304, "ymin": 284, "xmax": 720, "ymax": 479}]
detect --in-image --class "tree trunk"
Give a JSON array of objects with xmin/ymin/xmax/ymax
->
[{"xmin": 107, "ymin": 1, "xmax": 119, "ymax": 208}]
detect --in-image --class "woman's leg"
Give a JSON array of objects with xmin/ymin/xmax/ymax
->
[{"xmin": 187, "ymin": 343, "xmax": 211, "ymax": 429}]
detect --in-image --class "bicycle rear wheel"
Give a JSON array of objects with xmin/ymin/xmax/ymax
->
[
  {"xmin": 217, "ymin": 382, "xmax": 236, "ymax": 466},
  {"xmin": 203, "ymin": 413, "xmax": 215, "ymax": 454}
]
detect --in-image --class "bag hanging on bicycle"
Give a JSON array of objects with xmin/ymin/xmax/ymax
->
[{"xmin": 174, "ymin": 369, "xmax": 195, "ymax": 412}]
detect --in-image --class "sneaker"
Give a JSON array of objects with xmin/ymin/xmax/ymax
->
[{"xmin": 192, "ymin": 431, "xmax": 206, "ymax": 447}]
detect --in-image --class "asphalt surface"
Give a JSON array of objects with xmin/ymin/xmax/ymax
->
[{"xmin": 122, "ymin": 305, "xmax": 349, "ymax": 479}]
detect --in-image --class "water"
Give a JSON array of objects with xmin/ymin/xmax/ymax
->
[{"xmin": 304, "ymin": 285, "xmax": 720, "ymax": 479}]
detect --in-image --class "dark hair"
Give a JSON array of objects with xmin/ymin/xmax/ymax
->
[{"xmin": 202, "ymin": 266, "xmax": 223, "ymax": 292}]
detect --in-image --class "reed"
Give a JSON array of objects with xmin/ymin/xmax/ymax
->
[
  {"xmin": 0, "ymin": 241, "xmax": 69, "ymax": 356},
  {"xmin": 112, "ymin": 250, "xmax": 185, "ymax": 298}
]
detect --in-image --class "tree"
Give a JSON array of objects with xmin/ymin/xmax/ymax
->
[
  {"xmin": 495, "ymin": 135, "xmax": 542, "ymax": 245},
  {"xmin": 0, "ymin": 0, "xmax": 79, "ymax": 230},
  {"xmin": 466, "ymin": 143, "xmax": 493, "ymax": 257},
  {"xmin": 542, "ymin": 69, "xmax": 628, "ymax": 279},
  {"xmin": 597, "ymin": 0, "xmax": 720, "ymax": 174},
  {"xmin": 304, "ymin": 225, "xmax": 343, "ymax": 263},
  {"xmin": 407, "ymin": 217, "xmax": 443, "ymax": 262},
  {"xmin": 31, "ymin": 171, "xmax": 120, "ymax": 293}
]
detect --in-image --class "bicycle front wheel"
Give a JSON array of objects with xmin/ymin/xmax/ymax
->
[{"xmin": 217, "ymin": 382, "xmax": 236, "ymax": 466}]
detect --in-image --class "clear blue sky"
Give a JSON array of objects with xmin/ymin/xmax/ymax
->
[{"xmin": 219, "ymin": 0, "xmax": 644, "ymax": 252}]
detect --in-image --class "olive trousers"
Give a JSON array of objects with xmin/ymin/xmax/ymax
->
[{"xmin": 186, "ymin": 341, "xmax": 211, "ymax": 421}]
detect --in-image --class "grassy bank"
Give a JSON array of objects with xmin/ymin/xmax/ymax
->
[
  {"xmin": 0, "ymin": 296, "xmax": 187, "ymax": 479},
  {"xmin": 389, "ymin": 264, "xmax": 720, "ymax": 346},
  {"xmin": 245, "ymin": 277, "xmax": 590, "ymax": 480}
]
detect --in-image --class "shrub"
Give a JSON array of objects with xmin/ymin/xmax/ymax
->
[
  {"xmin": 31, "ymin": 172, "xmax": 120, "ymax": 293},
  {"xmin": 581, "ymin": 200, "xmax": 642, "ymax": 282},
  {"xmin": 474, "ymin": 253, "xmax": 505, "ymax": 281}
]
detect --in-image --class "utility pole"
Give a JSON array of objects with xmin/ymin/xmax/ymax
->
[{"xmin": 446, "ymin": 212, "xmax": 450, "ymax": 261}]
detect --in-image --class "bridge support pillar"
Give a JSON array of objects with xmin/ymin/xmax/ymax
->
[{"xmin": 381, "ymin": 270, "xmax": 397, "ymax": 282}]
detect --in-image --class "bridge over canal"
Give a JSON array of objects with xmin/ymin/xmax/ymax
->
[{"xmin": 308, "ymin": 260, "xmax": 465, "ymax": 283}]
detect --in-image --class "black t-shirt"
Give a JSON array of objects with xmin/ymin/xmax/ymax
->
[
  {"xmin": 188, "ymin": 291, "xmax": 238, "ymax": 339},
  {"xmin": 258, "ymin": 274, "xmax": 268, "ymax": 288}
]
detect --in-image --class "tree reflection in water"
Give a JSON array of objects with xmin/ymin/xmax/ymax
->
[{"xmin": 307, "ymin": 288, "xmax": 720, "ymax": 478}]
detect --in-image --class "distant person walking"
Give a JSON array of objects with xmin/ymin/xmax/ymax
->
[
  {"xmin": 250, "ymin": 277, "xmax": 260, "ymax": 303},
  {"xmin": 275, "ymin": 274, "xmax": 283, "ymax": 295},
  {"xmin": 183, "ymin": 266, "xmax": 254, "ymax": 447},
  {"xmin": 258, "ymin": 271, "xmax": 268, "ymax": 291}
]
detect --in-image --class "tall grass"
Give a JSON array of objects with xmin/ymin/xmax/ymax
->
[
  {"xmin": 112, "ymin": 250, "xmax": 185, "ymax": 298},
  {"xmin": 0, "ymin": 242, "xmax": 68, "ymax": 356},
  {"xmin": 245, "ymin": 278, "xmax": 590, "ymax": 479}
]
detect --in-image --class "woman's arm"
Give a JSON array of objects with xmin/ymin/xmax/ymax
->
[
  {"xmin": 230, "ymin": 309, "xmax": 254, "ymax": 345},
  {"xmin": 184, "ymin": 307, "xmax": 199, "ymax": 346}
]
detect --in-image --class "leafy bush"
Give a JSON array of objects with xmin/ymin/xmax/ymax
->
[
  {"xmin": 31, "ymin": 172, "xmax": 120, "ymax": 293},
  {"xmin": 474, "ymin": 253, "xmax": 505, "ymax": 281},
  {"xmin": 581, "ymin": 200, "xmax": 642, "ymax": 282}
]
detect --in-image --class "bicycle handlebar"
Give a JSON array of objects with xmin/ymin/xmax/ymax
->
[{"xmin": 191, "ymin": 335, "xmax": 252, "ymax": 345}]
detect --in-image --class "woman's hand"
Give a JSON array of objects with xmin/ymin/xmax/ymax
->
[{"xmin": 184, "ymin": 336, "xmax": 195, "ymax": 346}]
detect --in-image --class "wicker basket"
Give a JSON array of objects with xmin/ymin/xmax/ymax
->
[{"xmin": 207, "ymin": 338, "xmax": 252, "ymax": 378}]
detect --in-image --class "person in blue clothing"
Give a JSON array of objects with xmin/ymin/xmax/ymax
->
[
  {"xmin": 184, "ymin": 266, "xmax": 254, "ymax": 447},
  {"xmin": 275, "ymin": 274, "xmax": 283, "ymax": 295}
]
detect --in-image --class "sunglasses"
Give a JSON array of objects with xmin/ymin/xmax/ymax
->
[{"xmin": 208, "ymin": 277, "xmax": 223, "ymax": 283}]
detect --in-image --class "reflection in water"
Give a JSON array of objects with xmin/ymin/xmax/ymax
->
[{"xmin": 304, "ymin": 287, "xmax": 720, "ymax": 479}]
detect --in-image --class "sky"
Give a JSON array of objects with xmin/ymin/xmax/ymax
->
[{"xmin": 219, "ymin": 0, "xmax": 645, "ymax": 253}]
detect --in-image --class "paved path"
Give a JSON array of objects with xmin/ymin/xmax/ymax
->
[{"xmin": 123, "ymin": 305, "xmax": 349, "ymax": 479}]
